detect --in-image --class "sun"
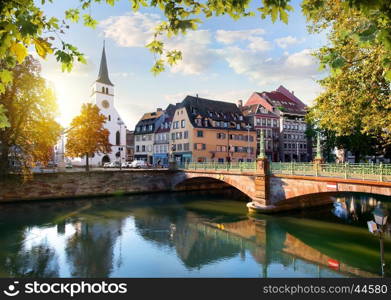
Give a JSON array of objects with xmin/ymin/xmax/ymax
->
[{"xmin": 45, "ymin": 74, "xmax": 84, "ymax": 128}]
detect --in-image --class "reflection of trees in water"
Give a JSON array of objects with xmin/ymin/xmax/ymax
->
[
  {"xmin": 3, "ymin": 244, "xmax": 59, "ymax": 277},
  {"xmin": 331, "ymin": 194, "xmax": 387, "ymax": 225},
  {"xmin": 173, "ymin": 221, "xmax": 240, "ymax": 269},
  {"xmin": 65, "ymin": 220, "xmax": 123, "ymax": 277},
  {"xmin": 133, "ymin": 210, "xmax": 241, "ymax": 269}
]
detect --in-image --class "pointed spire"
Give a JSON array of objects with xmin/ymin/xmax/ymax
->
[{"xmin": 96, "ymin": 41, "xmax": 113, "ymax": 86}]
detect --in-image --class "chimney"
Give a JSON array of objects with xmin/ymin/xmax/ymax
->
[
  {"xmin": 157, "ymin": 108, "xmax": 162, "ymax": 112},
  {"xmin": 291, "ymin": 90, "xmax": 294, "ymax": 95},
  {"xmin": 237, "ymin": 99, "xmax": 243, "ymax": 108}
]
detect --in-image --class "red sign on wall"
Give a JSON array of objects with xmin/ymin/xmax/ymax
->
[
  {"xmin": 328, "ymin": 258, "xmax": 340, "ymax": 269},
  {"xmin": 326, "ymin": 182, "xmax": 338, "ymax": 191}
]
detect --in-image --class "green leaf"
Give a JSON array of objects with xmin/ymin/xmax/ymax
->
[
  {"xmin": 146, "ymin": 40, "xmax": 164, "ymax": 54},
  {"xmin": 151, "ymin": 59, "xmax": 165, "ymax": 75},
  {"xmin": 10, "ymin": 43, "xmax": 28, "ymax": 63},
  {"xmin": 83, "ymin": 15, "xmax": 98, "ymax": 28},
  {"xmin": 385, "ymin": 70, "xmax": 391, "ymax": 82},
  {"xmin": 34, "ymin": 38, "xmax": 53, "ymax": 59},
  {"xmin": 166, "ymin": 50, "xmax": 182, "ymax": 66},
  {"xmin": 331, "ymin": 57, "xmax": 345, "ymax": 69},
  {"xmin": 271, "ymin": 6, "xmax": 278, "ymax": 23},
  {"xmin": 0, "ymin": 70, "xmax": 13, "ymax": 85},
  {"xmin": 0, "ymin": 104, "xmax": 10, "ymax": 129},
  {"xmin": 65, "ymin": 9, "xmax": 80, "ymax": 23},
  {"xmin": 279, "ymin": 8, "xmax": 288, "ymax": 24}
]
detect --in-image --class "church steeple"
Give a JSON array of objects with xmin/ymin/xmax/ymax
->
[{"xmin": 96, "ymin": 41, "xmax": 113, "ymax": 86}]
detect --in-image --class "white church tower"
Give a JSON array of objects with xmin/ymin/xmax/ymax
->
[{"xmin": 87, "ymin": 42, "xmax": 127, "ymax": 166}]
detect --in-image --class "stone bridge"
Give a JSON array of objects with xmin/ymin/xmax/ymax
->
[
  {"xmin": 0, "ymin": 160, "xmax": 390, "ymax": 213},
  {"xmin": 173, "ymin": 160, "xmax": 391, "ymax": 213}
]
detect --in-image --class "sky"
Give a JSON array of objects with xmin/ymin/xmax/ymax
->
[{"xmin": 37, "ymin": 0, "xmax": 327, "ymax": 130}]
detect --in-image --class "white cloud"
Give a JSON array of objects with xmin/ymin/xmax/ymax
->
[
  {"xmin": 100, "ymin": 13, "xmax": 218, "ymax": 75},
  {"xmin": 248, "ymin": 37, "xmax": 272, "ymax": 52},
  {"xmin": 285, "ymin": 49, "xmax": 315, "ymax": 67},
  {"xmin": 100, "ymin": 12, "xmax": 160, "ymax": 47},
  {"xmin": 99, "ymin": 13, "xmax": 322, "ymax": 102},
  {"xmin": 164, "ymin": 89, "xmax": 253, "ymax": 104},
  {"xmin": 218, "ymin": 47, "xmax": 322, "ymax": 103},
  {"xmin": 275, "ymin": 36, "xmax": 303, "ymax": 49},
  {"xmin": 216, "ymin": 29, "xmax": 266, "ymax": 44},
  {"xmin": 166, "ymin": 30, "xmax": 219, "ymax": 75},
  {"xmin": 111, "ymin": 72, "xmax": 134, "ymax": 78}
]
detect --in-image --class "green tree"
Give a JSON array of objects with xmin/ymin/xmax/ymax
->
[
  {"xmin": 0, "ymin": 55, "xmax": 62, "ymax": 177},
  {"xmin": 306, "ymin": 0, "xmax": 391, "ymax": 153},
  {"xmin": 66, "ymin": 103, "xmax": 111, "ymax": 171}
]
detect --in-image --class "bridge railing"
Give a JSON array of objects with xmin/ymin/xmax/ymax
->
[
  {"xmin": 270, "ymin": 162, "xmax": 391, "ymax": 182},
  {"xmin": 178, "ymin": 161, "xmax": 257, "ymax": 172},
  {"xmin": 179, "ymin": 161, "xmax": 391, "ymax": 181}
]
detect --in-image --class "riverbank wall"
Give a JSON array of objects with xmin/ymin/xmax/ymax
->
[{"xmin": 0, "ymin": 170, "xmax": 229, "ymax": 203}]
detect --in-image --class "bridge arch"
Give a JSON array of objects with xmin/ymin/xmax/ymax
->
[
  {"xmin": 270, "ymin": 176, "xmax": 391, "ymax": 206},
  {"xmin": 172, "ymin": 172, "xmax": 256, "ymax": 201}
]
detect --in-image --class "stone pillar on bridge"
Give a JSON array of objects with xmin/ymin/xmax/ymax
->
[{"xmin": 253, "ymin": 130, "xmax": 270, "ymax": 206}]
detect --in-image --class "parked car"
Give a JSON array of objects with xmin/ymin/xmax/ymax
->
[
  {"xmin": 129, "ymin": 160, "xmax": 147, "ymax": 168},
  {"xmin": 103, "ymin": 162, "xmax": 111, "ymax": 168},
  {"xmin": 121, "ymin": 162, "xmax": 130, "ymax": 168},
  {"xmin": 109, "ymin": 161, "xmax": 121, "ymax": 168},
  {"xmin": 65, "ymin": 162, "xmax": 73, "ymax": 169},
  {"xmin": 47, "ymin": 161, "xmax": 57, "ymax": 168}
]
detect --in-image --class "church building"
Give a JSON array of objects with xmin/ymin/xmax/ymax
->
[{"xmin": 83, "ymin": 43, "xmax": 127, "ymax": 166}]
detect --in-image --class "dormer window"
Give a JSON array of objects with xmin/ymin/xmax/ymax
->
[
  {"xmin": 191, "ymin": 107, "xmax": 197, "ymax": 114},
  {"xmin": 204, "ymin": 119, "xmax": 208, "ymax": 127},
  {"xmin": 239, "ymin": 116, "xmax": 243, "ymax": 121}
]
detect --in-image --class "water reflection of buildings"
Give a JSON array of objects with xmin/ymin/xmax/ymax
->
[
  {"xmin": 332, "ymin": 195, "xmax": 389, "ymax": 231},
  {"xmin": 132, "ymin": 209, "xmax": 381, "ymax": 277},
  {"xmin": 0, "ymin": 194, "xmax": 388, "ymax": 278},
  {"xmin": 66, "ymin": 218, "xmax": 124, "ymax": 277}
]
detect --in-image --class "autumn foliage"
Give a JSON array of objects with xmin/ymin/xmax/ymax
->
[
  {"xmin": 0, "ymin": 56, "xmax": 62, "ymax": 176},
  {"xmin": 66, "ymin": 103, "xmax": 111, "ymax": 171}
]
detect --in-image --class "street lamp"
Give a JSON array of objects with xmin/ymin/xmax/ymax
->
[
  {"xmin": 368, "ymin": 202, "xmax": 389, "ymax": 277},
  {"xmin": 117, "ymin": 118, "xmax": 124, "ymax": 170}
]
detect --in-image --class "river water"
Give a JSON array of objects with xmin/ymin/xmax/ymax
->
[{"xmin": 0, "ymin": 191, "xmax": 390, "ymax": 277}]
